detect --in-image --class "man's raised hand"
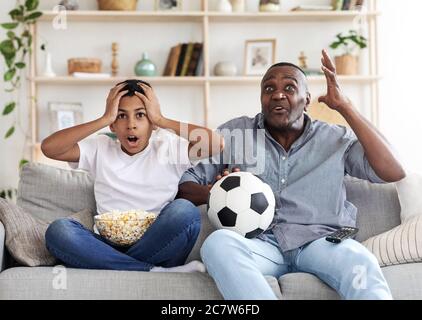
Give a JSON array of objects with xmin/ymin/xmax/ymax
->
[
  {"xmin": 103, "ymin": 83, "xmax": 128, "ymax": 125},
  {"xmin": 318, "ymin": 49, "xmax": 352, "ymax": 113}
]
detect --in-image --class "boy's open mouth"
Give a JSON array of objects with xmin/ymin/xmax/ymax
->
[{"xmin": 127, "ymin": 135, "xmax": 139, "ymax": 147}]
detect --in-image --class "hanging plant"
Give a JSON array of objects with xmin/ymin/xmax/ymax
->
[{"xmin": 0, "ymin": 0, "xmax": 43, "ymax": 140}]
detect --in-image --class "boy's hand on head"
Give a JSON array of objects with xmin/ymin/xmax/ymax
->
[
  {"xmin": 102, "ymin": 83, "xmax": 128, "ymax": 125},
  {"xmin": 134, "ymin": 83, "xmax": 164, "ymax": 127}
]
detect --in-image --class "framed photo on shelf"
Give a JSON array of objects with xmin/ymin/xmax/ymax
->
[
  {"xmin": 244, "ymin": 39, "xmax": 277, "ymax": 76},
  {"xmin": 155, "ymin": 0, "xmax": 182, "ymax": 11},
  {"xmin": 48, "ymin": 102, "xmax": 83, "ymax": 133}
]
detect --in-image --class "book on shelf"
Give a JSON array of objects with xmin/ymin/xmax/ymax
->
[
  {"xmin": 163, "ymin": 44, "xmax": 182, "ymax": 76},
  {"xmin": 175, "ymin": 43, "xmax": 188, "ymax": 76},
  {"xmin": 291, "ymin": 5, "xmax": 334, "ymax": 11},
  {"xmin": 180, "ymin": 42, "xmax": 195, "ymax": 76},
  {"xmin": 186, "ymin": 42, "xmax": 203, "ymax": 76},
  {"xmin": 332, "ymin": 0, "xmax": 364, "ymax": 11},
  {"xmin": 163, "ymin": 42, "xmax": 203, "ymax": 77}
]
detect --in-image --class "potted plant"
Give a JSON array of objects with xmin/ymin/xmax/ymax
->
[
  {"xmin": 329, "ymin": 30, "xmax": 367, "ymax": 75},
  {"xmin": 0, "ymin": 0, "xmax": 42, "ymax": 169}
]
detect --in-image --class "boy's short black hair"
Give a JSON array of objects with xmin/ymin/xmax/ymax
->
[{"xmin": 117, "ymin": 79, "xmax": 152, "ymax": 98}]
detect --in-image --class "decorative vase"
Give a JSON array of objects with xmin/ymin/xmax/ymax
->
[
  {"xmin": 59, "ymin": 0, "xmax": 79, "ymax": 10},
  {"xmin": 231, "ymin": 0, "xmax": 245, "ymax": 12},
  {"xmin": 134, "ymin": 52, "xmax": 157, "ymax": 77},
  {"xmin": 259, "ymin": 0, "xmax": 280, "ymax": 12},
  {"xmin": 335, "ymin": 54, "xmax": 358, "ymax": 75},
  {"xmin": 214, "ymin": 61, "xmax": 237, "ymax": 76},
  {"xmin": 43, "ymin": 52, "xmax": 56, "ymax": 77},
  {"xmin": 217, "ymin": 0, "xmax": 232, "ymax": 12}
]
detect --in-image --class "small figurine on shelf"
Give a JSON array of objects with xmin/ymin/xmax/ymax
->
[
  {"xmin": 41, "ymin": 43, "xmax": 56, "ymax": 78},
  {"xmin": 111, "ymin": 42, "xmax": 119, "ymax": 77},
  {"xmin": 134, "ymin": 52, "xmax": 157, "ymax": 77},
  {"xmin": 298, "ymin": 51, "xmax": 308, "ymax": 70},
  {"xmin": 230, "ymin": 0, "xmax": 245, "ymax": 12},
  {"xmin": 259, "ymin": 0, "xmax": 280, "ymax": 12},
  {"xmin": 58, "ymin": 0, "xmax": 79, "ymax": 10}
]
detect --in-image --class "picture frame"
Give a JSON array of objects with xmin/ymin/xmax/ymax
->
[
  {"xmin": 48, "ymin": 102, "xmax": 83, "ymax": 133},
  {"xmin": 244, "ymin": 39, "xmax": 277, "ymax": 76},
  {"xmin": 155, "ymin": 0, "xmax": 182, "ymax": 11}
]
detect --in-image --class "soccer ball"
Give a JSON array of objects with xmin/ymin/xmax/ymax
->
[{"xmin": 207, "ymin": 171, "xmax": 275, "ymax": 239}]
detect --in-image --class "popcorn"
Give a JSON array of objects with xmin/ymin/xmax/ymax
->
[{"xmin": 94, "ymin": 209, "xmax": 157, "ymax": 246}]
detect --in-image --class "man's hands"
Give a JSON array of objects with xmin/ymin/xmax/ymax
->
[
  {"xmin": 102, "ymin": 83, "xmax": 128, "ymax": 125},
  {"xmin": 318, "ymin": 49, "xmax": 353, "ymax": 113},
  {"xmin": 208, "ymin": 167, "xmax": 241, "ymax": 190},
  {"xmin": 135, "ymin": 82, "xmax": 164, "ymax": 127}
]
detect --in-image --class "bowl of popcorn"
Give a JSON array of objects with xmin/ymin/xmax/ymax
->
[{"xmin": 94, "ymin": 210, "xmax": 157, "ymax": 246}]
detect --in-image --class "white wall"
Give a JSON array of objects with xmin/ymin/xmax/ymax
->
[
  {"xmin": 378, "ymin": 0, "xmax": 422, "ymax": 174},
  {"xmin": 0, "ymin": 0, "xmax": 379, "ymax": 189}
]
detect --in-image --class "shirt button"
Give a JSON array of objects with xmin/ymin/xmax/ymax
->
[
  {"xmin": 282, "ymin": 157, "xmax": 286, "ymax": 161},
  {"xmin": 281, "ymin": 179, "xmax": 286, "ymax": 184}
]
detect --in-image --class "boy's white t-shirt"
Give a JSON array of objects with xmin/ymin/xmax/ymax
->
[{"xmin": 70, "ymin": 130, "xmax": 193, "ymax": 214}]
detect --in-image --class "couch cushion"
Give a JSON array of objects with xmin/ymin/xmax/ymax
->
[
  {"xmin": 278, "ymin": 273, "xmax": 340, "ymax": 300},
  {"xmin": 0, "ymin": 198, "xmax": 93, "ymax": 266},
  {"xmin": 0, "ymin": 267, "xmax": 281, "ymax": 300},
  {"xmin": 345, "ymin": 177, "xmax": 401, "ymax": 242},
  {"xmin": 381, "ymin": 262, "xmax": 422, "ymax": 299},
  {"xmin": 17, "ymin": 163, "xmax": 96, "ymax": 222},
  {"xmin": 395, "ymin": 172, "xmax": 422, "ymax": 222},
  {"xmin": 362, "ymin": 215, "xmax": 422, "ymax": 267}
]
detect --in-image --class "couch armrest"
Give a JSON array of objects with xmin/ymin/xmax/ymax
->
[{"xmin": 0, "ymin": 220, "xmax": 5, "ymax": 272}]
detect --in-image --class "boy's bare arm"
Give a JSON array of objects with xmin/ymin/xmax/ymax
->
[
  {"xmin": 41, "ymin": 84, "xmax": 128, "ymax": 162},
  {"xmin": 135, "ymin": 83, "xmax": 224, "ymax": 160}
]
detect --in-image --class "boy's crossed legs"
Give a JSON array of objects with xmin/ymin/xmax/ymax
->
[
  {"xmin": 45, "ymin": 199, "xmax": 204, "ymax": 272},
  {"xmin": 200, "ymin": 229, "xmax": 392, "ymax": 300}
]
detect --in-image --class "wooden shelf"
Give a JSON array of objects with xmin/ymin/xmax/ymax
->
[
  {"xmin": 207, "ymin": 11, "xmax": 380, "ymax": 22},
  {"xmin": 32, "ymin": 75, "xmax": 380, "ymax": 85},
  {"xmin": 32, "ymin": 76, "xmax": 207, "ymax": 86},
  {"xmin": 38, "ymin": 10, "xmax": 379, "ymax": 23},
  {"xmin": 39, "ymin": 10, "xmax": 205, "ymax": 22}
]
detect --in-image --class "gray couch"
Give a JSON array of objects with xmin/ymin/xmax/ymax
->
[{"xmin": 0, "ymin": 163, "xmax": 421, "ymax": 300}]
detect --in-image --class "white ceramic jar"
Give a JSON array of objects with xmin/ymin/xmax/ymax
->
[
  {"xmin": 217, "ymin": 0, "xmax": 232, "ymax": 12},
  {"xmin": 231, "ymin": 0, "xmax": 245, "ymax": 12},
  {"xmin": 214, "ymin": 61, "xmax": 238, "ymax": 76}
]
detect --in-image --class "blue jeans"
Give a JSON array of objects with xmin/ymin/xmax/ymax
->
[
  {"xmin": 45, "ymin": 199, "xmax": 200, "ymax": 271},
  {"xmin": 200, "ymin": 229, "xmax": 393, "ymax": 300}
]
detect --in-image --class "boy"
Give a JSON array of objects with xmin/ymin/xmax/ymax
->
[{"xmin": 42, "ymin": 79, "xmax": 224, "ymax": 272}]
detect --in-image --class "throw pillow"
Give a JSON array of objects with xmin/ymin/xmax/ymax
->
[
  {"xmin": 395, "ymin": 172, "xmax": 422, "ymax": 222},
  {"xmin": 0, "ymin": 198, "xmax": 93, "ymax": 267},
  {"xmin": 362, "ymin": 215, "xmax": 422, "ymax": 267}
]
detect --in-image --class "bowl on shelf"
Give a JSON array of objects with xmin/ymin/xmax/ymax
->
[
  {"xmin": 97, "ymin": 0, "xmax": 138, "ymax": 11},
  {"xmin": 94, "ymin": 210, "xmax": 157, "ymax": 246}
]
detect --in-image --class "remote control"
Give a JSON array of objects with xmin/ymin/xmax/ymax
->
[{"xmin": 325, "ymin": 227, "xmax": 359, "ymax": 244}]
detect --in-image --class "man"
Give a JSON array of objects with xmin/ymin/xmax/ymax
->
[{"xmin": 177, "ymin": 50, "xmax": 405, "ymax": 299}]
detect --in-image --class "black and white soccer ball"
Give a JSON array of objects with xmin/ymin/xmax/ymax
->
[{"xmin": 207, "ymin": 171, "xmax": 275, "ymax": 239}]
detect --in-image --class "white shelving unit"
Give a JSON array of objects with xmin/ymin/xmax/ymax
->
[{"xmin": 28, "ymin": 0, "xmax": 380, "ymax": 162}]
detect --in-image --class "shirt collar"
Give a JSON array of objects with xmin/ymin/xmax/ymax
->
[{"xmin": 256, "ymin": 112, "xmax": 314, "ymax": 150}]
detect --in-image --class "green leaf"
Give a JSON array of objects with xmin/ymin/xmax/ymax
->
[
  {"xmin": 19, "ymin": 159, "xmax": 29, "ymax": 169},
  {"xmin": 9, "ymin": 8, "xmax": 23, "ymax": 17},
  {"xmin": 1, "ymin": 22, "xmax": 19, "ymax": 30},
  {"xmin": 7, "ymin": 31, "xmax": 15, "ymax": 39},
  {"xmin": 24, "ymin": 11, "xmax": 42, "ymax": 21},
  {"xmin": 4, "ymin": 69, "xmax": 16, "ymax": 82},
  {"xmin": 5, "ymin": 126, "xmax": 15, "ymax": 139},
  {"xmin": 0, "ymin": 191, "xmax": 5, "ymax": 199},
  {"xmin": 25, "ymin": 0, "xmax": 39, "ymax": 11},
  {"xmin": 3, "ymin": 102, "xmax": 16, "ymax": 115},
  {"xmin": 15, "ymin": 62, "xmax": 26, "ymax": 69},
  {"xmin": 5, "ymin": 56, "xmax": 15, "ymax": 68},
  {"xmin": 7, "ymin": 190, "xmax": 12, "ymax": 199},
  {"xmin": 0, "ymin": 39, "xmax": 16, "ymax": 58}
]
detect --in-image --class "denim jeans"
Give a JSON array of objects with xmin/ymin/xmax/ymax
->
[
  {"xmin": 200, "ymin": 229, "xmax": 393, "ymax": 300},
  {"xmin": 45, "ymin": 199, "xmax": 200, "ymax": 271}
]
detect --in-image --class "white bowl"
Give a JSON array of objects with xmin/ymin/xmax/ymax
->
[{"xmin": 94, "ymin": 210, "xmax": 157, "ymax": 246}]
